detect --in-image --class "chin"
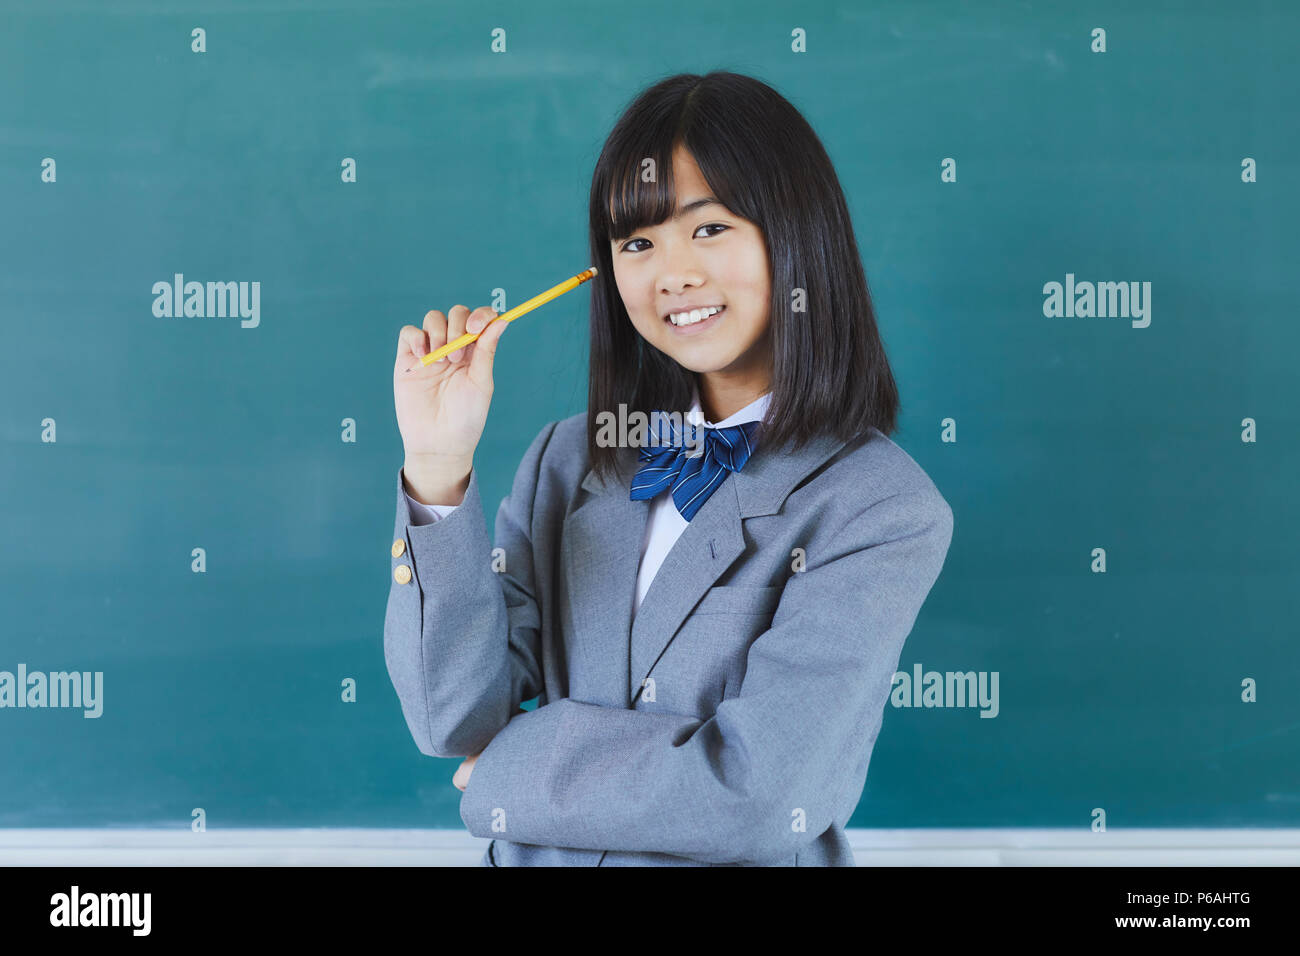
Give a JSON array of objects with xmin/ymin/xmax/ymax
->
[{"xmin": 657, "ymin": 348, "xmax": 738, "ymax": 374}]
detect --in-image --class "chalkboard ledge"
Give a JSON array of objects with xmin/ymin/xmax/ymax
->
[{"xmin": 1, "ymin": 829, "xmax": 1298, "ymax": 866}]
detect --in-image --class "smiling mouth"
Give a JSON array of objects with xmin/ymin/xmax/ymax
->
[{"xmin": 663, "ymin": 305, "xmax": 726, "ymax": 327}]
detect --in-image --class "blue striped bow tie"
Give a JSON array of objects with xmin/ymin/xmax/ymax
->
[{"xmin": 629, "ymin": 416, "xmax": 762, "ymax": 521}]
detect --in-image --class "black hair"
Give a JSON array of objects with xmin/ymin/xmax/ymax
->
[{"xmin": 586, "ymin": 70, "xmax": 900, "ymax": 482}]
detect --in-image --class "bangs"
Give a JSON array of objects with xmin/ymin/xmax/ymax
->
[{"xmin": 599, "ymin": 139, "xmax": 681, "ymax": 243}]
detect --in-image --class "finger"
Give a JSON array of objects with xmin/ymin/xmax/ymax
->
[
  {"xmin": 467, "ymin": 311, "xmax": 509, "ymax": 392},
  {"xmin": 395, "ymin": 324, "xmax": 430, "ymax": 373},
  {"xmin": 465, "ymin": 305, "xmax": 497, "ymax": 338},
  {"xmin": 446, "ymin": 304, "xmax": 471, "ymax": 364},
  {"xmin": 421, "ymin": 309, "xmax": 449, "ymax": 359},
  {"xmin": 457, "ymin": 305, "xmax": 496, "ymax": 365}
]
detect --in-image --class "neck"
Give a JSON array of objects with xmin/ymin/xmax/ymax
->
[{"xmin": 698, "ymin": 373, "xmax": 769, "ymax": 423}]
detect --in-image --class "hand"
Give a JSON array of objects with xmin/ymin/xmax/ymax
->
[
  {"xmin": 394, "ymin": 304, "xmax": 510, "ymax": 464},
  {"xmin": 453, "ymin": 751, "xmax": 481, "ymax": 792},
  {"xmin": 451, "ymin": 709, "xmax": 526, "ymax": 793}
]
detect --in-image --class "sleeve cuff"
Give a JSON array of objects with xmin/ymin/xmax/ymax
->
[{"xmin": 400, "ymin": 468, "xmax": 465, "ymax": 526}]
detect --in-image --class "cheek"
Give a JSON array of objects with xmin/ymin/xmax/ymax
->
[
  {"xmin": 722, "ymin": 248, "xmax": 769, "ymax": 301},
  {"xmin": 614, "ymin": 273, "xmax": 647, "ymax": 316},
  {"xmin": 741, "ymin": 287, "xmax": 772, "ymax": 340},
  {"xmin": 625, "ymin": 300, "xmax": 659, "ymax": 338}
]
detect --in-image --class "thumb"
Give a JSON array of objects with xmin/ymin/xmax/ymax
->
[{"xmin": 467, "ymin": 315, "xmax": 509, "ymax": 390}]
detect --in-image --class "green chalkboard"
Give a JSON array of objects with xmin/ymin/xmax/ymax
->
[{"xmin": 1, "ymin": 0, "xmax": 1296, "ymax": 834}]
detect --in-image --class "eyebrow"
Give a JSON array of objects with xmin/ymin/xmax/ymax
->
[{"xmin": 673, "ymin": 196, "xmax": 722, "ymax": 219}]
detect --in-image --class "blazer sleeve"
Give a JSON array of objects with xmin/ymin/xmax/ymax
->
[
  {"xmin": 459, "ymin": 488, "xmax": 954, "ymax": 864},
  {"xmin": 383, "ymin": 419, "xmax": 559, "ymax": 758}
]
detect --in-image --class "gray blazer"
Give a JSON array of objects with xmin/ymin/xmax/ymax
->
[{"xmin": 384, "ymin": 412, "xmax": 953, "ymax": 866}]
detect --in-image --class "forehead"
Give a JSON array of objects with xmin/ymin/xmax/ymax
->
[{"xmin": 669, "ymin": 145, "xmax": 708, "ymax": 188}]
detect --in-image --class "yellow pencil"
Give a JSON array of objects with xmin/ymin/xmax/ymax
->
[{"xmin": 406, "ymin": 266, "xmax": 599, "ymax": 372}]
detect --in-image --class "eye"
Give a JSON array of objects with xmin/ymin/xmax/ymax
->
[{"xmin": 618, "ymin": 223, "xmax": 729, "ymax": 254}]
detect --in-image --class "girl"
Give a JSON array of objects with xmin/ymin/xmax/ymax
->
[{"xmin": 387, "ymin": 71, "xmax": 953, "ymax": 866}]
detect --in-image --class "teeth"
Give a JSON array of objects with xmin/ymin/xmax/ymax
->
[{"xmin": 668, "ymin": 305, "xmax": 723, "ymax": 326}]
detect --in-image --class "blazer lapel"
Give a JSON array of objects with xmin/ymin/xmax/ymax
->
[{"xmin": 562, "ymin": 431, "xmax": 851, "ymax": 710}]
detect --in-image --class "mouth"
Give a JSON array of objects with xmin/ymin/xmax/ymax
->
[{"xmin": 663, "ymin": 304, "xmax": 726, "ymax": 335}]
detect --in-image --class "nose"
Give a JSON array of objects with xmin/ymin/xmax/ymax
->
[{"xmin": 657, "ymin": 241, "xmax": 707, "ymax": 297}]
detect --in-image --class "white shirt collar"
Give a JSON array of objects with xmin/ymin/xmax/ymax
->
[{"xmin": 687, "ymin": 381, "xmax": 771, "ymax": 428}]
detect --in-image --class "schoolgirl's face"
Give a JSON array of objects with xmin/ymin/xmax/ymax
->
[{"xmin": 609, "ymin": 146, "xmax": 772, "ymax": 391}]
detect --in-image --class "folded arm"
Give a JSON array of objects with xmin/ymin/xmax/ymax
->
[
  {"xmin": 459, "ymin": 490, "xmax": 954, "ymax": 864},
  {"xmin": 383, "ymin": 421, "xmax": 558, "ymax": 757}
]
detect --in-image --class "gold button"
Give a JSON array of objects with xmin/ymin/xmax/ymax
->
[
  {"xmin": 391, "ymin": 539, "xmax": 406, "ymax": 558},
  {"xmin": 393, "ymin": 564, "xmax": 412, "ymax": 585}
]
